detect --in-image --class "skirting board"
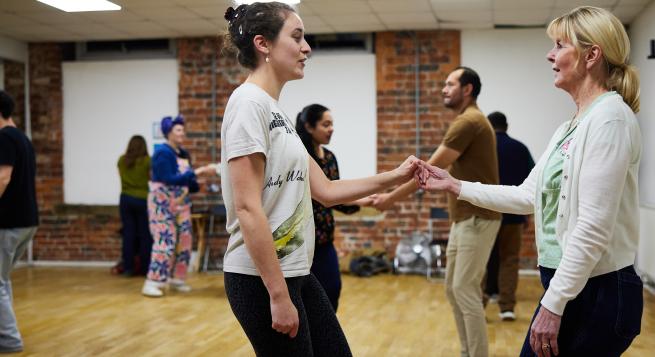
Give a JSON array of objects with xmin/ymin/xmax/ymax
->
[{"xmin": 14, "ymin": 261, "xmax": 114, "ymax": 268}]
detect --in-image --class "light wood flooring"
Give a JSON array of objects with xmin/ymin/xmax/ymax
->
[{"xmin": 7, "ymin": 267, "xmax": 655, "ymax": 356}]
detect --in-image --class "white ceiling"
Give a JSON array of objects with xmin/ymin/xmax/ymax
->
[{"xmin": 0, "ymin": 0, "xmax": 651, "ymax": 42}]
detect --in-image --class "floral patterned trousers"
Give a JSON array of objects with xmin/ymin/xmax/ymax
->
[{"xmin": 146, "ymin": 182, "xmax": 192, "ymax": 283}]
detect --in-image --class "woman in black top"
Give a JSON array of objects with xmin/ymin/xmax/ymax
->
[{"xmin": 296, "ymin": 104, "xmax": 370, "ymax": 311}]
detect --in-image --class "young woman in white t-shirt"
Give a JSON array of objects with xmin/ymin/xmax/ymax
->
[{"xmin": 220, "ymin": 3, "xmax": 420, "ymax": 356}]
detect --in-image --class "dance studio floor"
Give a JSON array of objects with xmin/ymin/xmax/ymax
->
[{"xmin": 9, "ymin": 267, "xmax": 655, "ymax": 356}]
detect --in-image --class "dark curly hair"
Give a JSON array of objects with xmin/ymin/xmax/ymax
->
[{"xmin": 223, "ymin": 2, "xmax": 296, "ymax": 70}]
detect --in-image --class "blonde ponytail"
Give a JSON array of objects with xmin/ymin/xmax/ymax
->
[{"xmin": 608, "ymin": 63, "xmax": 640, "ymax": 113}]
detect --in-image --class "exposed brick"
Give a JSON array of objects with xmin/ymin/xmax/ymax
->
[{"xmin": 3, "ymin": 60, "xmax": 25, "ymax": 131}]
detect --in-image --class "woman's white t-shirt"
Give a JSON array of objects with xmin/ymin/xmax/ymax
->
[{"xmin": 221, "ymin": 82, "xmax": 315, "ymax": 277}]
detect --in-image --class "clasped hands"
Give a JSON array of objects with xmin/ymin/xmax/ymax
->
[{"xmin": 370, "ymin": 158, "xmax": 459, "ymax": 211}]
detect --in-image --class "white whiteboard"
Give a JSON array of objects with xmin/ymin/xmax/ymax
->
[
  {"xmin": 279, "ymin": 51, "xmax": 377, "ymax": 179},
  {"xmin": 63, "ymin": 59, "xmax": 178, "ymax": 205}
]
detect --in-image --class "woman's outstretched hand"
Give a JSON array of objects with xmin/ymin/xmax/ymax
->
[
  {"xmin": 393, "ymin": 155, "xmax": 422, "ymax": 185},
  {"xmin": 414, "ymin": 161, "xmax": 461, "ymax": 195}
]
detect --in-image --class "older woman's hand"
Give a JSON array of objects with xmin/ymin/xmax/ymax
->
[
  {"xmin": 414, "ymin": 162, "xmax": 461, "ymax": 195},
  {"xmin": 530, "ymin": 306, "xmax": 562, "ymax": 357}
]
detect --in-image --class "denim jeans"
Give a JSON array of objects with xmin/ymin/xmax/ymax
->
[
  {"xmin": 520, "ymin": 265, "xmax": 643, "ymax": 356},
  {"xmin": 0, "ymin": 227, "xmax": 37, "ymax": 352},
  {"xmin": 119, "ymin": 194, "xmax": 151, "ymax": 274}
]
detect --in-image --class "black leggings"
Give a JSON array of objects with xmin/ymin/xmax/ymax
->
[{"xmin": 224, "ymin": 272, "xmax": 352, "ymax": 357}]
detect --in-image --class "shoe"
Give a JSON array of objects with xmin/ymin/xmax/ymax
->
[
  {"xmin": 142, "ymin": 280, "xmax": 166, "ymax": 297},
  {"xmin": 169, "ymin": 278, "xmax": 192, "ymax": 293},
  {"xmin": 499, "ymin": 310, "xmax": 516, "ymax": 321},
  {"xmin": 0, "ymin": 345, "xmax": 23, "ymax": 353}
]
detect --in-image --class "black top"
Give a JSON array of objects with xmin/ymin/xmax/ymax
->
[
  {"xmin": 496, "ymin": 132, "xmax": 534, "ymax": 224},
  {"xmin": 0, "ymin": 126, "xmax": 38, "ymax": 228},
  {"xmin": 312, "ymin": 147, "xmax": 359, "ymax": 245}
]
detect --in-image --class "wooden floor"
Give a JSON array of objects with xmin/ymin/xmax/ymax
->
[{"xmin": 8, "ymin": 267, "xmax": 655, "ymax": 356}]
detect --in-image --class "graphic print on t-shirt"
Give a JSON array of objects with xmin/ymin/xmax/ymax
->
[{"xmin": 273, "ymin": 186, "xmax": 311, "ymax": 259}]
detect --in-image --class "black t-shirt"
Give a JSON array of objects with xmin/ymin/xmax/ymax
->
[{"xmin": 0, "ymin": 126, "xmax": 38, "ymax": 228}]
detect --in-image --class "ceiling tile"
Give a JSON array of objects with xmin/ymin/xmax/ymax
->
[
  {"xmin": 368, "ymin": 0, "xmax": 433, "ymax": 13},
  {"xmin": 305, "ymin": 27, "xmax": 335, "ymax": 35},
  {"xmin": 616, "ymin": 0, "xmax": 650, "ymax": 5},
  {"xmin": 323, "ymin": 13, "xmax": 382, "ymax": 26},
  {"xmin": 430, "ymin": 0, "xmax": 492, "ymax": 11},
  {"xmin": 330, "ymin": 23, "xmax": 387, "ymax": 33},
  {"xmin": 300, "ymin": 15, "xmax": 328, "ymax": 28},
  {"xmin": 128, "ymin": 6, "xmax": 200, "ymax": 19},
  {"xmin": 295, "ymin": 3, "xmax": 316, "ymax": 16},
  {"xmin": 106, "ymin": 20, "xmax": 172, "ymax": 33},
  {"xmin": 494, "ymin": 9, "xmax": 550, "ymax": 26},
  {"xmin": 494, "ymin": 0, "xmax": 555, "ymax": 9},
  {"xmin": 112, "ymin": 0, "xmax": 178, "ymax": 8},
  {"xmin": 377, "ymin": 12, "xmax": 437, "ymax": 25},
  {"xmin": 554, "ymin": 0, "xmax": 616, "ymax": 6},
  {"xmin": 171, "ymin": 0, "xmax": 232, "ymax": 5},
  {"xmin": 20, "ymin": 11, "xmax": 94, "ymax": 25},
  {"xmin": 159, "ymin": 19, "xmax": 218, "ymax": 36},
  {"xmin": 439, "ymin": 21, "xmax": 493, "ymax": 29},
  {"xmin": 383, "ymin": 22, "xmax": 442, "ymax": 31},
  {"xmin": 186, "ymin": 4, "xmax": 226, "ymax": 19},
  {"xmin": 81, "ymin": 9, "xmax": 145, "ymax": 23},
  {"xmin": 612, "ymin": 5, "xmax": 646, "ymax": 23},
  {"xmin": 0, "ymin": 0, "xmax": 55, "ymax": 12},
  {"xmin": 3, "ymin": 25, "xmax": 77, "ymax": 39},
  {"xmin": 58, "ymin": 23, "xmax": 128, "ymax": 36},
  {"xmin": 306, "ymin": 1, "xmax": 372, "ymax": 15},
  {"xmin": 436, "ymin": 10, "xmax": 492, "ymax": 23},
  {"xmin": 0, "ymin": 12, "xmax": 36, "ymax": 27}
]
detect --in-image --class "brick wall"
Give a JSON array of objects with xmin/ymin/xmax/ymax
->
[
  {"xmin": 3, "ymin": 59, "xmax": 25, "ymax": 131},
  {"xmin": 26, "ymin": 32, "xmax": 537, "ymax": 268}
]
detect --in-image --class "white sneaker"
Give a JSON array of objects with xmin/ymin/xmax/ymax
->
[
  {"xmin": 169, "ymin": 278, "xmax": 192, "ymax": 293},
  {"xmin": 499, "ymin": 311, "xmax": 516, "ymax": 321},
  {"xmin": 142, "ymin": 280, "xmax": 166, "ymax": 297}
]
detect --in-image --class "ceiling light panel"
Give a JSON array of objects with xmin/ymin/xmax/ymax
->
[{"xmin": 37, "ymin": 0, "xmax": 121, "ymax": 12}]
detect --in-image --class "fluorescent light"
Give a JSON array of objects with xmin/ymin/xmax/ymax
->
[
  {"xmin": 235, "ymin": 0, "xmax": 301, "ymax": 5},
  {"xmin": 37, "ymin": 0, "xmax": 121, "ymax": 12}
]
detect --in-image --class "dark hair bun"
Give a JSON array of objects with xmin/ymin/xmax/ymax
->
[{"xmin": 224, "ymin": 6, "xmax": 236, "ymax": 21}]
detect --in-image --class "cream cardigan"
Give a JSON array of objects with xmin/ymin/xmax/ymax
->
[{"xmin": 458, "ymin": 92, "xmax": 641, "ymax": 315}]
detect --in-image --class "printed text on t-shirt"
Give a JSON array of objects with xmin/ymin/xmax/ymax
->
[
  {"xmin": 269, "ymin": 112, "xmax": 292, "ymax": 134},
  {"xmin": 264, "ymin": 169, "xmax": 306, "ymax": 190}
]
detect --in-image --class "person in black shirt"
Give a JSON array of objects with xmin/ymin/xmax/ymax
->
[
  {"xmin": 0, "ymin": 90, "xmax": 38, "ymax": 353},
  {"xmin": 484, "ymin": 111, "xmax": 534, "ymax": 321},
  {"xmin": 295, "ymin": 104, "xmax": 372, "ymax": 311}
]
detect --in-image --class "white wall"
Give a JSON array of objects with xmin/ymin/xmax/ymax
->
[
  {"xmin": 462, "ymin": 29, "xmax": 576, "ymax": 157},
  {"xmin": 0, "ymin": 35, "xmax": 28, "ymax": 63},
  {"xmin": 629, "ymin": 0, "xmax": 655, "ymax": 281},
  {"xmin": 279, "ymin": 51, "xmax": 377, "ymax": 179},
  {"xmin": 630, "ymin": 1, "xmax": 655, "ymax": 208},
  {"xmin": 62, "ymin": 59, "xmax": 178, "ymax": 205}
]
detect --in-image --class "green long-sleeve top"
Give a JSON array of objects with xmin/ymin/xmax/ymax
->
[{"xmin": 117, "ymin": 155, "xmax": 150, "ymax": 200}]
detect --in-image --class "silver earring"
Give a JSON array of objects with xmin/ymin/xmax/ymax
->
[{"xmin": 265, "ymin": 56, "xmax": 270, "ymax": 63}]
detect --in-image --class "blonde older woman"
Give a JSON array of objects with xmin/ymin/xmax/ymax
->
[{"xmin": 415, "ymin": 6, "xmax": 642, "ymax": 357}]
